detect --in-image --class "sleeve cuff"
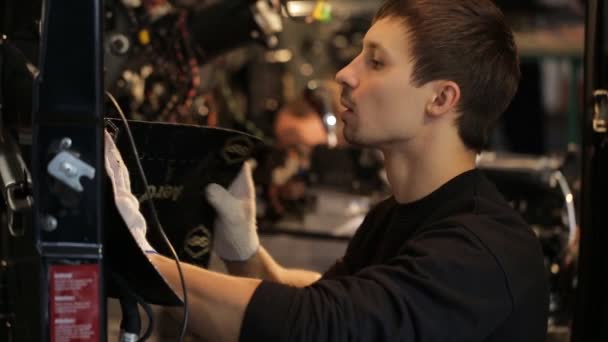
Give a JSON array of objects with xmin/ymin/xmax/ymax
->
[{"xmin": 239, "ymin": 281, "xmax": 298, "ymax": 342}]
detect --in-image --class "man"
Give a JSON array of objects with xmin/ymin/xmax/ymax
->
[
  {"xmin": 268, "ymin": 98, "xmax": 328, "ymax": 216},
  {"xmin": 109, "ymin": 0, "xmax": 548, "ymax": 340}
]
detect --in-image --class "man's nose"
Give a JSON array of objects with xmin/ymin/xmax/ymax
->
[{"xmin": 335, "ymin": 60, "xmax": 358, "ymax": 89}]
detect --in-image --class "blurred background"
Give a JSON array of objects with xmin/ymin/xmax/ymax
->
[{"xmin": 1, "ymin": 0, "xmax": 588, "ymax": 341}]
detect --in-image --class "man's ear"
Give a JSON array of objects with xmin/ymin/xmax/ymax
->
[{"xmin": 426, "ymin": 81, "xmax": 461, "ymax": 117}]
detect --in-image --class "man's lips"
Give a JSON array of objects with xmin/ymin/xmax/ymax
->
[
  {"xmin": 340, "ymin": 96, "xmax": 355, "ymax": 112},
  {"xmin": 340, "ymin": 109, "xmax": 355, "ymax": 121}
]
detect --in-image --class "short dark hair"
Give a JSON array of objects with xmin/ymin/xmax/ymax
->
[{"xmin": 374, "ymin": 0, "xmax": 520, "ymax": 151}]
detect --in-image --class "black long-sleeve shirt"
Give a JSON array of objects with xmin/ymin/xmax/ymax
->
[{"xmin": 241, "ymin": 169, "xmax": 548, "ymax": 341}]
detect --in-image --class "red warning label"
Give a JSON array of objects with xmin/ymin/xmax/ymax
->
[{"xmin": 49, "ymin": 264, "xmax": 100, "ymax": 342}]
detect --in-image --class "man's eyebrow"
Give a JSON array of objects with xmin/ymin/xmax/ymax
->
[{"xmin": 363, "ymin": 40, "xmax": 386, "ymax": 54}]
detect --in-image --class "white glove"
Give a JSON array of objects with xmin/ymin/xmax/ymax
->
[
  {"xmin": 104, "ymin": 131, "xmax": 156, "ymax": 254},
  {"xmin": 206, "ymin": 162, "xmax": 259, "ymax": 261}
]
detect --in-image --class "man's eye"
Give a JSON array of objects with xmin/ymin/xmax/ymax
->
[{"xmin": 369, "ymin": 59, "xmax": 383, "ymax": 69}]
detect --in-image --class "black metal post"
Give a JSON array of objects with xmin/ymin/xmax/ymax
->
[
  {"xmin": 571, "ymin": 0, "xmax": 608, "ymax": 340},
  {"xmin": 32, "ymin": 0, "xmax": 105, "ymax": 341}
]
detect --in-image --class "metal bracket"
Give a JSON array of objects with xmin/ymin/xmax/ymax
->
[
  {"xmin": 592, "ymin": 89, "xmax": 608, "ymax": 133},
  {"xmin": 47, "ymin": 151, "xmax": 95, "ymax": 192}
]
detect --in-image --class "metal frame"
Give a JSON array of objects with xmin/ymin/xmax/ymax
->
[
  {"xmin": 32, "ymin": 0, "xmax": 105, "ymax": 341},
  {"xmin": 572, "ymin": 0, "xmax": 608, "ymax": 340}
]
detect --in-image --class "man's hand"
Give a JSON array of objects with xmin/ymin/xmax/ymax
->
[
  {"xmin": 208, "ymin": 162, "xmax": 320, "ymax": 285},
  {"xmin": 104, "ymin": 131, "xmax": 155, "ymax": 253},
  {"xmin": 206, "ymin": 162, "xmax": 260, "ymax": 261}
]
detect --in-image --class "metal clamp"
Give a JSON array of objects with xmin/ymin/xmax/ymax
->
[
  {"xmin": 47, "ymin": 151, "xmax": 95, "ymax": 192},
  {"xmin": 592, "ymin": 89, "xmax": 608, "ymax": 133}
]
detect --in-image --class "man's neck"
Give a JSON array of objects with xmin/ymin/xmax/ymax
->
[{"xmin": 382, "ymin": 139, "xmax": 476, "ymax": 204}]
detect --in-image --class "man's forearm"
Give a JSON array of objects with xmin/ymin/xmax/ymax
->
[
  {"xmin": 223, "ymin": 246, "xmax": 321, "ymax": 287},
  {"xmin": 149, "ymin": 253, "xmax": 261, "ymax": 342}
]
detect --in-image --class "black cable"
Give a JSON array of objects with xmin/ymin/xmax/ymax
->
[
  {"xmin": 119, "ymin": 294, "xmax": 141, "ymax": 338},
  {"xmin": 137, "ymin": 299, "xmax": 155, "ymax": 342},
  {"xmin": 105, "ymin": 91, "xmax": 189, "ymax": 342},
  {"xmin": 111, "ymin": 272, "xmax": 155, "ymax": 342}
]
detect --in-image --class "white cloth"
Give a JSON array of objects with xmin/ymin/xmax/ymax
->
[
  {"xmin": 104, "ymin": 131, "xmax": 155, "ymax": 253},
  {"xmin": 206, "ymin": 162, "xmax": 260, "ymax": 261}
]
